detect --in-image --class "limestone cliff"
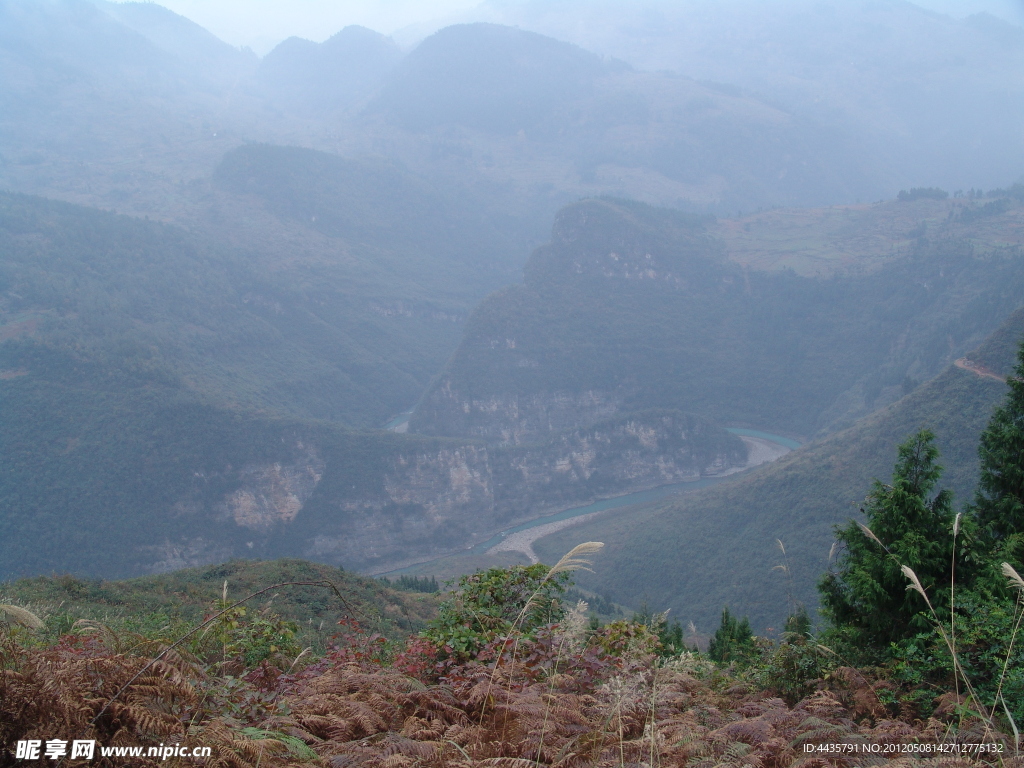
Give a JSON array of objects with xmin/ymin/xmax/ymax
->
[
  {"xmin": 149, "ymin": 410, "xmax": 745, "ymax": 574},
  {"xmin": 411, "ymin": 383, "xmax": 630, "ymax": 443},
  {"xmin": 489, "ymin": 410, "xmax": 746, "ymax": 521}
]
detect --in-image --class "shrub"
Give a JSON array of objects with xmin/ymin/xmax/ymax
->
[
  {"xmin": 423, "ymin": 564, "xmax": 571, "ymax": 660},
  {"xmin": 818, "ymin": 431, "xmax": 970, "ymax": 655}
]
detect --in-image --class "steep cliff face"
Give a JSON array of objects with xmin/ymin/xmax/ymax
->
[
  {"xmin": 219, "ymin": 444, "xmax": 325, "ymax": 531},
  {"xmin": 411, "ymin": 383, "xmax": 630, "ymax": 443},
  {"xmin": 142, "ymin": 411, "xmax": 745, "ymax": 575},
  {"xmin": 409, "ymin": 199, "xmax": 717, "ymax": 442},
  {"xmin": 297, "ymin": 410, "xmax": 744, "ymax": 572},
  {"xmin": 490, "ymin": 410, "xmax": 747, "ymax": 520},
  {"xmin": 306, "ymin": 445, "xmax": 496, "ymax": 569},
  {"xmin": 410, "ymin": 197, "xmax": 1024, "ymax": 442}
]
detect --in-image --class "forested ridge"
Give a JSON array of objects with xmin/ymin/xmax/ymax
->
[
  {"xmin": 535, "ymin": 307, "xmax": 1024, "ymax": 632},
  {"xmin": 415, "ymin": 197, "xmax": 1024, "ymax": 441}
]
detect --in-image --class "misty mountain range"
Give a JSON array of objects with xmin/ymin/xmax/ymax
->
[
  {"xmin": 1, "ymin": 0, "xmax": 1023, "ymax": 630},
  {"xmin": 3, "ymin": 0, "xmax": 1023, "ymax": 217}
]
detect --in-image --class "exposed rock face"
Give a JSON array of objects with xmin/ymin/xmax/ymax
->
[
  {"xmin": 309, "ymin": 445, "xmax": 496, "ymax": 570},
  {"xmin": 220, "ymin": 445, "xmax": 324, "ymax": 531},
  {"xmin": 382, "ymin": 446, "xmax": 492, "ymax": 517},
  {"xmin": 411, "ymin": 383, "xmax": 628, "ymax": 443},
  {"xmin": 140, "ymin": 537, "xmax": 234, "ymax": 575},
  {"xmin": 491, "ymin": 412, "xmax": 746, "ymax": 518},
  {"xmin": 150, "ymin": 412, "xmax": 743, "ymax": 575},
  {"xmin": 299, "ymin": 410, "xmax": 745, "ymax": 572}
]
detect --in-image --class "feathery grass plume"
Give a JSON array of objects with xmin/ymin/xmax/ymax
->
[
  {"xmin": 0, "ymin": 604, "xmax": 44, "ymax": 630},
  {"xmin": 1003, "ymin": 562, "xmax": 1024, "ymax": 591},
  {"xmin": 558, "ymin": 600, "xmax": 590, "ymax": 653},
  {"xmin": 858, "ymin": 522, "xmax": 886, "ymax": 550},
  {"xmin": 951, "ymin": 511, "xmax": 962, "ymax": 711},
  {"xmin": 510, "ymin": 542, "xmax": 604, "ymax": 643},
  {"xmin": 992, "ymin": 561, "xmax": 1024, "ymax": 734},
  {"xmin": 901, "ymin": 565, "xmax": 935, "ymax": 611},
  {"xmin": 484, "ymin": 543, "xmax": 606, "ymax": 725},
  {"xmin": 1000, "ymin": 694, "xmax": 1021, "ymax": 748},
  {"xmin": 544, "ymin": 542, "xmax": 605, "ymax": 580}
]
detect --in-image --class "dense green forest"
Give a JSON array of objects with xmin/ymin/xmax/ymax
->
[
  {"xmin": 0, "ymin": 190, "xmax": 499, "ymax": 578},
  {"xmin": 0, "ymin": 333, "xmax": 472, "ymax": 580},
  {"xmin": 534, "ymin": 307, "xmax": 1024, "ymax": 632},
  {"xmin": 414, "ymin": 197, "xmax": 1024, "ymax": 441},
  {"xmin": 0, "ymin": 191, "xmax": 469, "ymax": 426}
]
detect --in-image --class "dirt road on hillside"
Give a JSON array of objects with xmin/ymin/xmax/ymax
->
[{"xmin": 954, "ymin": 358, "xmax": 1006, "ymax": 383}]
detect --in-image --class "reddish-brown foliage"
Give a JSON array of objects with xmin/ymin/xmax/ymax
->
[{"xmin": 2, "ymin": 628, "xmax": 1020, "ymax": 767}]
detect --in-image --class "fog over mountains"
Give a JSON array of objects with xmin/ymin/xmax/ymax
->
[
  {"xmin": 473, "ymin": 0, "xmax": 1024, "ymax": 192},
  {"xmin": 1, "ymin": 0, "xmax": 1023, "ymax": 630},
  {"xmin": 3, "ymin": 0, "xmax": 1023, "ymax": 215}
]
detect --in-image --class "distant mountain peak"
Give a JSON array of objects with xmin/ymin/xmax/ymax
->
[{"xmin": 367, "ymin": 22, "xmax": 622, "ymax": 134}]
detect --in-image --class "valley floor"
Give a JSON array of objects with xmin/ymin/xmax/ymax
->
[{"xmin": 487, "ymin": 435, "xmax": 792, "ymax": 563}]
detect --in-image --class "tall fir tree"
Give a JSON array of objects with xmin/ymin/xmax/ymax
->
[
  {"xmin": 819, "ymin": 431, "xmax": 966, "ymax": 651},
  {"xmin": 974, "ymin": 339, "xmax": 1024, "ymax": 570},
  {"xmin": 708, "ymin": 607, "xmax": 754, "ymax": 662}
]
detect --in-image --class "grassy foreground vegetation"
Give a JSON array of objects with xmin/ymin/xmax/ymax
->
[{"xmin": 2, "ymin": 533, "xmax": 1022, "ymax": 765}]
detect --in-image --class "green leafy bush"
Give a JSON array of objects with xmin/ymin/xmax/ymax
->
[
  {"xmin": 888, "ymin": 587, "xmax": 1024, "ymax": 723},
  {"xmin": 423, "ymin": 564, "xmax": 570, "ymax": 660}
]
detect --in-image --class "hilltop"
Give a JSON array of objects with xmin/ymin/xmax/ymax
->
[
  {"xmin": 715, "ymin": 189, "xmax": 1024, "ymax": 277},
  {"xmin": 0, "ymin": 558, "xmax": 439, "ymax": 643}
]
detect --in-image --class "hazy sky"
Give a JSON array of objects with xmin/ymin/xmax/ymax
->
[{"xmin": 147, "ymin": 0, "xmax": 1024, "ymax": 54}]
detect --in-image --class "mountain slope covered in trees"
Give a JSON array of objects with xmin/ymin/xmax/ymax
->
[
  {"xmin": 0, "ymin": 190, "xmax": 464, "ymax": 425},
  {"xmin": 413, "ymin": 196, "xmax": 1024, "ymax": 442},
  {"xmin": 533, "ymin": 307, "xmax": 1024, "ymax": 632}
]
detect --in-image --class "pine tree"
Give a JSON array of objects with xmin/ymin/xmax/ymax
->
[
  {"xmin": 708, "ymin": 607, "xmax": 754, "ymax": 662},
  {"xmin": 819, "ymin": 431, "xmax": 965, "ymax": 651},
  {"xmin": 975, "ymin": 341, "xmax": 1024, "ymax": 561}
]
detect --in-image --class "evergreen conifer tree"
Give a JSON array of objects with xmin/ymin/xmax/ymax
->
[
  {"xmin": 975, "ymin": 340, "xmax": 1024, "ymax": 569},
  {"xmin": 819, "ymin": 431, "xmax": 965, "ymax": 652},
  {"xmin": 708, "ymin": 607, "xmax": 754, "ymax": 662}
]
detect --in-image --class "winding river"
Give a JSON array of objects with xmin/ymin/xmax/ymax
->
[{"xmin": 378, "ymin": 427, "xmax": 800, "ymax": 575}]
